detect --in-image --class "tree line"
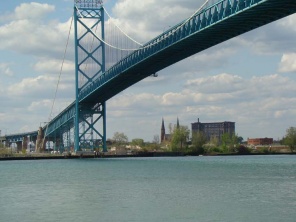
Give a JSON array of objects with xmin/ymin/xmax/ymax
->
[{"xmin": 111, "ymin": 126, "xmax": 296, "ymax": 155}]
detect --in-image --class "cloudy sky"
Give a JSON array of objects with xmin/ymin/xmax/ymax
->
[{"xmin": 0, "ymin": 0, "xmax": 296, "ymax": 142}]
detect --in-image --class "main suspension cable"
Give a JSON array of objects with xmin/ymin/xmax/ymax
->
[
  {"xmin": 76, "ymin": 0, "xmax": 211, "ymax": 51},
  {"xmin": 103, "ymin": 6, "xmax": 143, "ymax": 46}
]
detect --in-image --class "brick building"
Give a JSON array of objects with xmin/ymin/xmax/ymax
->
[
  {"xmin": 247, "ymin": 138, "xmax": 273, "ymax": 146},
  {"xmin": 191, "ymin": 118, "xmax": 235, "ymax": 143}
]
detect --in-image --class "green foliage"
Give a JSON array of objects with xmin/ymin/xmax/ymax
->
[
  {"xmin": 237, "ymin": 136, "xmax": 244, "ymax": 144},
  {"xmin": 145, "ymin": 143, "xmax": 160, "ymax": 151},
  {"xmin": 283, "ymin": 127, "xmax": 296, "ymax": 152},
  {"xmin": 209, "ymin": 136, "xmax": 219, "ymax": 147},
  {"xmin": 221, "ymin": 133, "xmax": 239, "ymax": 153},
  {"xmin": 203, "ymin": 144, "xmax": 221, "ymax": 154},
  {"xmin": 131, "ymin": 138, "xmax": 144, "ymax": 147},
  {"xmin": 237, "ymin": 145, "xmax": 251, "ymax": 154},
  {"xmin": 210, "ymin": 146, "xmax": 222, "ymax": 153},
  {"xmin": 170, "ymin": 125, "xmax": 190, "ymax": 151},
  {"xmin": 262, "ymin": 147, "xmax": 270, "ymax": 154},
  {"xmin": 0, "ymin": 147, "xmax": 11, "ymax": 157},
  {"xmin": 191, "ymin": 131, "xmax": 207, "ymax": 154}
]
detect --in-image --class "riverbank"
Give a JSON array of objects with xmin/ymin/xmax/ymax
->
[
  {"xmin": 1, "ymin": 151, "xmax": 295, "ymax": 161},
  {"xmin": 0, "ymin": 151, "xmax": 184, "ymax": 161}
]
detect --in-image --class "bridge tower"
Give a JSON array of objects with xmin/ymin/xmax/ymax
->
[{"xmin": 74, "ymin": 0, "xmax": 107, "ymax": 152}]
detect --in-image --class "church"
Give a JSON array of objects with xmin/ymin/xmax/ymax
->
[
  {"xmin": 161, "ymin": 117, "xmax": 235, "ymax": 144},
  {"xmin": 160, "ymin": 118, "xmax": 180, "ymax": 143}
]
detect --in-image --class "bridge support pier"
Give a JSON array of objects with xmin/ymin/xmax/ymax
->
[
  {"xmin": 22, "ymin": 136, "xmax": 28, "ymax": 152},
  {"xmin": 16, "ymin": 141, "xmax": 22, "ymax": 152},
  {"xmin": 36, "ymin": 127, "xmax": 46, "ymax": 152}
]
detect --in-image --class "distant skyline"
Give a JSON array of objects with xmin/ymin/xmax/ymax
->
[{"xmin": 0, "ymin": 0, "xmax": 296, "ymax": 141}]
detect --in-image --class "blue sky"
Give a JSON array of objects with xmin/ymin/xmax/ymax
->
[{"xmin": 0, "ymin": 0, "xmax": 296, "ymax": 142}]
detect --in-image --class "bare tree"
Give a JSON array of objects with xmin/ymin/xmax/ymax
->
[
  {"xmin": 153, "ymin": 135, "xmax": 160, "ymax": 144},
  {"xmin": 113, "ymin": 132, "xmax": 128, "ymax": 146}
]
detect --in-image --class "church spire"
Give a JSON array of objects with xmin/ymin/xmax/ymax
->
[
  {"xmin": 177, "ymin": 117, "xmax": 180, "ymax": 129},
  {"xmin": 161, "ymin": 118, "xmax": 165, "ymax": 142}
]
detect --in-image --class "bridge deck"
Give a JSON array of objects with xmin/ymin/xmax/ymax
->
[
  {"xmin": 44, "ymin": 0, "xmax": 296, "ymax": 137},
  {"xmin": 79, "ymin": 0, "xmax": 296, "ymax": 104}
]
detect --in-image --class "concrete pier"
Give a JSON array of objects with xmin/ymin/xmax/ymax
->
[
  {"xmin": 16, "ymin": 141, "xmax": 22, "ymax": 152},
  {"xmin": 22, "ymin": 136, "xmax": 28, "ymax": 152},
  {"xmin": 36, "ymin": 127, "xmax": 46, "ymax": 152}
]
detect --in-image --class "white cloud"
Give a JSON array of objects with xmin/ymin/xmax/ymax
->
[
  {"xmin": 111, "ymin": 0, "xmax": 205, "ymax": 42},
  {"xmin": 277, "ymin": 14, "xmax": 296, "ymax": 32},
  {"xmin": 106, "ymin": 73, "xmax": 296, "ymax": 140},
  {"xmin": 34, "ymin": 59, "xmax": 75, "ymax": 74},
  {"xmin": 14, "ymin": 3, "xmax": 55, "ymax": 20},
  {"xmin": 0, "ymin": 8, "xmax": 73, "ymax": 58},
  {"xmin": 0, "ymin": 63, "xmax": 14, "ymax": 76},
  {"xmin": 278, "ymin": 53, "xmax": 296, "ymax": 73},
  {"xmin": 185, "ymin": 73, "xmax": 244, "ymax": 94},
  {"xmin": 7, "ymin": 74, "xmax": 73, "ymax": 99},
  {"xmin": 238, "ymin": 14, "xmax": 296, "ymax": 55},
  {"xmin": 8, "ymin": 75, "xmax": 55, "ymax": 97}
]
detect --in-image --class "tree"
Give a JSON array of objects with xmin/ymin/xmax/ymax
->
[
  {"xmin": 209, "ymin": 135, "xmax": 219, "ymax": 147},
  {"xmin": 191, "ymin": 131, "xmax": 207, "ymax": 154},
  {"xmin": 168, "ymin": 123, "xmax": 173, "ymax": 134},
  {"xmin": 221, "ymin": 133, "xmax": 238, "ymax": 153},
  {"xmin": 237, "ymin": 145, "xmax": 250, "ymax": 154},
  {"xmin": 152, "ymin": 135, "xmax": 160, "ymax": 144},
  {"xmin": 131, "ymin": 138, "xmax": 144, "ymax": 147},
  {"xmin": 152, "ymin": 135, "xmax": 160, "ymax": 150},
  {"xmin": 170, "ymin": 125, "xmax": 190, "ymax": 151},
  {"xmin": 221, "ymin": 133, "xmax": 231, "ymax": 152},
  {"xmin": 283, "ymin": 127, "xmax": 296, "ymax": 152},
  {"xmin": 237, "ymin": 136, "xmax": 244, "ymax": 144},
  {"xmin": 113, "ymin": 132, "xmax": 128, "ymax": 146}
]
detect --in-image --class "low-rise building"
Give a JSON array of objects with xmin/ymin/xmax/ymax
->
[{"xmin": 247, "ymin": 138, "xmax": 273, "ymax": 146}]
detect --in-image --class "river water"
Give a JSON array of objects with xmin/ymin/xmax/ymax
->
[{"xmin": 0, "ymin": 155, "xmax": 295, "ymax": 222}]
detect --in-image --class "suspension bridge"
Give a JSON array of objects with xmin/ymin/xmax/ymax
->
[{"xmin": 2, "ymin": 0, "xmax": 296, "ymax": 153}]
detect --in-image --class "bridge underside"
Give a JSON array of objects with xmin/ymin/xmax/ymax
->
[
  {"xmin": 44, "ymin": 0, "xmax": 296, "ymax": 148},
  {"xmin": 81, "ymin": 0, "xmax": 296, "ymax": 105}
]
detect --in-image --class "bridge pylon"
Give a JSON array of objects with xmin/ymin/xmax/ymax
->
[{"xmin": 74, "ymin": 0, "xmax": 107, "ymax": 152}]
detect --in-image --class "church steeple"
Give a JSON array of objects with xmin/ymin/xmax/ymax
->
[
  {"xmin": 161, "ymin": 118, "xmax": 165, "ymax": 142},
  {"xmin": 177, "ymin": 117, "xmax": 180, "ymax": 129}
]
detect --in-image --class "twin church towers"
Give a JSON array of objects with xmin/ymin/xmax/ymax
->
[{"xmin": 160, "ymin": 118, "xmax": 179, "ymax": 143}]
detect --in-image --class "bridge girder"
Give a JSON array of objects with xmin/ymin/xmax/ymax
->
[{"xmin": 78, "ymin": 0, "xmax": 296, "ymax": 106}]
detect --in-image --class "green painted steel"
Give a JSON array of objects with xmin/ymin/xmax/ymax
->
[
  {"xmin": 73, "ymin": 1, "xmax": 107, "ymax": 152},
  {"xmin": 79, "ymin": 0, "xmax": 296, "ymax": 106},
  {"xmin": 5, "ymin": 131, "xmax": 38, "ymax": 143}
]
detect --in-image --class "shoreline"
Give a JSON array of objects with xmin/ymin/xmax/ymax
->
[{"xmin": 0, "ymin": 152, "xmax": 295, "ymax": 161}]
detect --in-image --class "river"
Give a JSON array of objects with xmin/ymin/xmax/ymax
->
[{"xmin": 0, "ymin": 155, "xmax": 295, "ymax": 222}]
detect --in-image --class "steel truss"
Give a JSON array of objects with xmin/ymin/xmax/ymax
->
[
  {"xmin": 78, "ymin": 0, "xmax": 296, "ymax": 104},
  {"xmin": 74, "ymin": 1, "xmax": 106, "ymax": 152}
]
